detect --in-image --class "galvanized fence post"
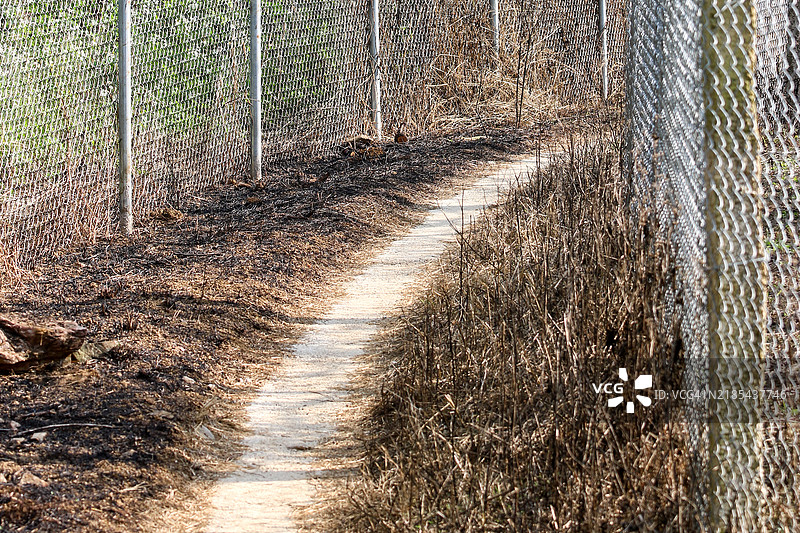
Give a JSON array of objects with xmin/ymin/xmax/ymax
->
[
  {"xmin": 598, "ymin": 0, "xmax": 608, "ymax": 99},
  {"xmin": 369, "ymin": 0, "xmax": 382, "ymax": 140},
  {"xmin": 490, "ymin": 0, "xmax": 500, "ymax": 55},
  {"xmin": 118, "ymin": 0, "xmax": 133, "ymax": 234},
  {"xmin": 250, "ymin": 0, "xmax": 262, "ymax": 180},
  {"xmin": 702, "ymin": 0, "xmax": 766, "ymax": 529}
]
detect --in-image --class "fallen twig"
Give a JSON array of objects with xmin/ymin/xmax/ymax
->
[{"xmin": 15, "ymin": 423, "xmax": 119, "ymax": 437}]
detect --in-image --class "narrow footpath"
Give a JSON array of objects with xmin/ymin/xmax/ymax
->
[{"xmin": 203, "ymin": 157, "xmax": 545, "ymax": 532}]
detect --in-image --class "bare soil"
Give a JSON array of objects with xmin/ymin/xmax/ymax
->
[{"xmin": 0, "ymin": 122, "xmax": 579, "ymax": 532}]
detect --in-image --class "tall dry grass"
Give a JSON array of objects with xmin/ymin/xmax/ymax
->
[
  {"xmin": 380, "ymin": 0, "xmax": 607, "ymax": 136},
  {"xmin": 320, "ymin": 135, "xmax": 698, "ymax": 531}
]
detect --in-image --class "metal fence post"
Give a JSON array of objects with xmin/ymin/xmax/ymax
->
[
  {"xmin": 118, "ymin": 0, "xmax": 133, "ymax": 234},
  {"xmin": 598, "ymin": 0, "xmax": 608, "ymax": 99},
  {"xmin": 490, "ymin": 0, "xmax": 500, "ymax": 55},
  {"xmin": 788, "ymin": 2, "xmax": 800, "ymax": 107},
  {"xmin": 250, "ymin": 0, "xmax": 262, "ymax": 180},
  {"xmin": 369, "ymin": 0, "xmax": 382, "ymax": 140},
  {"xmin": 702, "ymin": 0, "xmax": 766, "ymax": 529}
]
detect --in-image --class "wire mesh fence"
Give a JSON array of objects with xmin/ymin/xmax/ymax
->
[
  {"xmin": 260, "ymin": 0, "xmax": 369, "ymax": 160},
  {"xmin": 131, "ymin": 0, "xmax": 250, "ymax": 219},
  {"xmin": 379, "ymin": 0, "xmax": 442, "ymax": 136},
  {"xmin": 375, "ymin": 0, "xmax": 625, "ymax": 137},
  {"xmin": 627, "ymin": 0, "xmax": 800, "ymax": 529},
  {"xmin": 0, "ymin": 0, "xmax": 372, "ymax": 270},
  {"xmin": 0, "ymin": 0, "xmax": 119, "ymax": 271},
  {"xmin": 757, "ymin": 1, "xmax": 800, "ymax": 529},
  {"xmin": 536, "ymin": 0, "xmax": 626, "ymax": 102},
  {"xmin": 0, "ymin": 0, "xmax": 614, "ymax": 273}
]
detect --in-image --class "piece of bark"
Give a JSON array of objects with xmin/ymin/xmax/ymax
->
[{"xmin": 0, "ymin": 314, "xmax": 88, "ymax": 371}]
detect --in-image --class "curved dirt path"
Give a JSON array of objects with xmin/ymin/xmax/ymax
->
[{"xmin": 203, "ymin": 157, "xmax": 545, "ymax": 533}]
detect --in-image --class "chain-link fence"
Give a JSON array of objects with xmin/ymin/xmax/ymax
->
[
  {"xmin": 375, "ymin": 0, "xmax": 626, "ymax": 137},
  {"xmin": 0, "ymin": 0, "xmax": 376, "ymax": 268},
  {"xmin": 627, "ymin": 0, "xmax": 800, "ymax": 529},
  {"xmin": 535, "ymin": 0, "xmax": 626, "ymax": 102},
  {"xmin": 378, "ymin": 0, "xmax": 441, "ymax": 135},
  {"xmin": 131, "ymin": 0, "xmax": 249, "ymax": 219},
  {"xmin": 0, "ymin": 1, "xmax": 120, "ymax": 271},
  {"xmin": 260, "ymin": 1, "xmax": 369, "ymax": 160},
  {"xmin": 1, "ymin": 0, "xmax": 615, "ymax": 273},
  {"xmin": 757, "ymin": 1, "xmax": 800, "ymax": 530}
]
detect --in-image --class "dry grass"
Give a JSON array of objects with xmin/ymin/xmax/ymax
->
[
  {"xmin": 381, "ymin": 0, "xmax": 604, "ymax": 137},
  {"xmin": 315, "ymin": 134, "xmax": 699, "ymax": 532}
]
